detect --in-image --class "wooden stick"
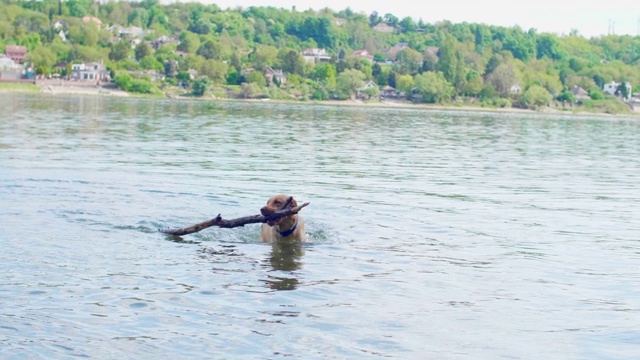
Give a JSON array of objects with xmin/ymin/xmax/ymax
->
[{"xmin": 159, "ymin": 200, "xmax": 310, "ymax": 236}]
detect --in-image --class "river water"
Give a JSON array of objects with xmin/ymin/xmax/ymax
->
[{"xmin": 1, "ymin": 94, "xmax": 639, "ymax": 359}]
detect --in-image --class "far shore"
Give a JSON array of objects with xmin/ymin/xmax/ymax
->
[{"xmin": 1, "ymin": 81, "xmax": 638, "ymax": 118}]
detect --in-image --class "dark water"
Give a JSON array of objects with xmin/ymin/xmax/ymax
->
[{"xmin": 1, "ymin": 94, "xmax": 639, "ymax": 359}]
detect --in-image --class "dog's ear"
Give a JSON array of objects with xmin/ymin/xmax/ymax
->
[{"xmin": 290, "ymin": 197, "xmax": 298, "ymax": 207}]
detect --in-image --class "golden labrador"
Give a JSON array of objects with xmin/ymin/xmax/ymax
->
[{"xmin": 259, "ymin": 194, "xmax": 306, "ymax": 243}]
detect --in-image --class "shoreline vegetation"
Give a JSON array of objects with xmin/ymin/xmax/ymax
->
[
  {"xmin": 1, "ymin": 1, "xmax": 639, "ymax": 116},
  {"xmin": 1, "ymin": 80, "xmax": 636, "ymax": 117}
]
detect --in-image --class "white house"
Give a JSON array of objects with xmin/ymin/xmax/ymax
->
[
  {"xmin": 603, "ymin": 81, "xmax": 632, "ymax": 101},
  {"xmin": 301, "ymin": 48, "xmax": 331, "ymax": 63},
  {"xmin": 71, "ymin": 62, "xmax": 110, "ymax": 82}
]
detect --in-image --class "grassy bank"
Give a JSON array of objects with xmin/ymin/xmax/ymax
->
[{"xmin": 0, "ymin": 82, "xmax": 39, "ymax": 93}]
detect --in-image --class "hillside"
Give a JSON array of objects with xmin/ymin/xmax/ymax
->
[{"xmin": 1, "ymin": 0, "xmax": 639, "ymax": 113}]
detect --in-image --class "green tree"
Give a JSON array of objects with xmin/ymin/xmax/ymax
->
[
  {"xmin": 114, "ymin": 72, "xmax": 134, "ymax": 91},
  {"xmin": 177, "ymin": 31, "xmax": 200, "ymax": 54},
  {"xmin": 28, "ymin": 45, "xmax": 56, "ymax": 70},
  {"xmin": 436, "ymin": 35, "xmax": 458, "ymax": 84},
  {"xmin": 487, "ymin": 63, "xmax": 518, "ymax": 97},
  {"xmin": 135, "ymin": 42, "xmax": 153, "ymax": 61},
  {"xmin": 252, "ymin": 45, "xmax": 278, "ymax": 70},
  {"xmin": 337, "ymin": 68, "xmax": 365, "ymax": 98},
  {"xmin": 395, "ymin": 74, "xmax": 414, "ymax": 94},
  {"xmin": 313, "ymin": 62, "xmax": 337, "ymax": 88},
  {"xmin": 191, "ymin": 77, "xmax": 209, "ymax": 96},
  {"xmin": 109, "ymin": 40, "xmax": 132, "ymax": 61},
  {"xmin": 463, "ymin": 70, "xmax": 484, "ymax": 96},
  {"xmin": 413, "ymin": 71, "xmax": 455, "ymax": 103},
  {"xmin": 522, "ymin": 85, "xmax": 553, "ymax": 110},
  {"xmin": 139, "ymin": 55, "xmax": 164, "ymax": 71},
  {"xmin": 399, "ymin": 16, "xmax": 416, "ymax": 33},
  {"xmin": 197, "ymin": 39, "xmax": 220, "ymax": 60},
  {"xmin": 556, "ymin": 89, "xmax": 576, "ymax": 105},
  {"xmin": 245, "ymin": 70, "xmax": 266, "ymax": 87},
  {"xmin": 199, "ymin": 59, "xmax": 228, "ymax": 83},
  {"xmin": 280, "ymin": 49, "xmax": 305, "ymax": 75},
  {"xmin": 394, "ymin": 47, "xmax": 423, "ymax": 75},
  {"xmin": 239, "ymin": 82, "xmax": 262, "ymax": 98}
]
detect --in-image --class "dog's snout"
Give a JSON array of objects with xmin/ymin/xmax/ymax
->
[{"xmin": 260, "ymin": 206, "xmax": 272, "ymax": 216}]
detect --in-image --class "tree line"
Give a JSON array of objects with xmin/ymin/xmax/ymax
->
[{"xmin": 1, "ymin": 0, "xmax": 639, "ymax": 111}]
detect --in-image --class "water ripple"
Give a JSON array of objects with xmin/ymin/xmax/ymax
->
[{"xmin": 1, "ymin": 94, "xmax": 640, "ymax": 359}]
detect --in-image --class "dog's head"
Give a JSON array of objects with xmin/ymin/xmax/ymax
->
[{"xmin": 260, "ymin": 194, "xmax": 298, "ymax": 227}]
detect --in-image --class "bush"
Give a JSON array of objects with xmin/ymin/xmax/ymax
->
[
  {"xmin": 312, "ymin": 87, "xmax": 329, "ymax": 100},
  {"xmin": 129, "ymin": 79, "xmax": 154, "ymax": 94},
  {"xmin": 114, "ymin": 73, "xmax": 133, "ymax": 91},
  {"xmin": 522, "ymin": 85, "xmax": 553, "ymax": 110},
  {"xmin": 192, "ymin": 77, "xmax": 209, "ymax": 97},
  {"xmin": 588, "ymin": 88, "xmax": 604, "ymax": 100}
]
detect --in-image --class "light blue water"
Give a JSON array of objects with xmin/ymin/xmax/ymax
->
[{"xmin": 1, "ymin": 94, "xmax": 639, "ymax": 359}]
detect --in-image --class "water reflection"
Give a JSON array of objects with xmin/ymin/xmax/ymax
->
[{"xmin": 264, "ymin": 242, "xmax": 304, "ymax": 291}]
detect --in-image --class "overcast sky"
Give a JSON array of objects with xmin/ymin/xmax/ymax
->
[{"xmin": 201, "ymin": 0, "xmax": 640, "ymax": 38}]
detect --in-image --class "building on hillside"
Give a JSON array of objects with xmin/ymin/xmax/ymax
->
[
  {"xmin": 570, "ymin": 85, "xmax": 590, "ymax": 101},
  {"xmin": 301, "ymin": 48, "xmax": 331, "ymax": 63},
  {"xmin": 385, "ymin": 42, "xmax": 409, "ymax": 60},
  {"xmin": 152, "ymin": 35, "xmax": 178, "ymax": 50},
  {"xmin": 603, "ymin": 81, "xmax": 632, "ymax": 101},
  {"xmin": 265, "ymin": 66, "xmax": 286, "ymax": 85},
  {"xmin": 373, "ymin": 23, "xmax": 395, "ymax": 33},
  {"xmin": 356, "ymin": 80, "xmax": 379, "ymax": 99},
  {"xmin": 71, "ymin": 62, "xmax": 110, "ymax": 82},
  {"xmin": 82, "ymin": 16, "xmax": 102, "ymax": 26},
  {"xmin": 4, "ymin": 45, "xmax": 27, "ymax": 64},
  {"xmin": 352, "ymin": 49, "xmax": 374, "ymax": 63},
  {"xmin": 380, "ymin": 85, "xmax": 399, "ymax": 98}
]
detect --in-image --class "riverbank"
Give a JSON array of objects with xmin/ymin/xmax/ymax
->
[{"xmin": 2, "ymin": 81, "xmax": 638, "ymax": 117}]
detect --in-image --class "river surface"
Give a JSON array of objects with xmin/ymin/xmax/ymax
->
[{"xmin": 1, "ymin": 94, "xmax": 639, "ymax": 359}]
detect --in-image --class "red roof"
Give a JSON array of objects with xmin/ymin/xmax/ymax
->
[{"xmin": 5, "ymin": 45, "xmax": 26, "ymax": 55}]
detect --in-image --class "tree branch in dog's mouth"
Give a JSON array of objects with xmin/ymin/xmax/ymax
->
[{"xmin": 158, "ymin": 200, "xmax": 309, "ymax": 236}]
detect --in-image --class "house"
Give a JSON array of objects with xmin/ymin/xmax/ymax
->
[
  {"xmin": 352, "ymin": 49, "xmax": 374, "ymax": 63},
  {"xmin": 301, "ymin": 48, "xmax": 331, "ymax": 63},
  {"xmin": 117, "ymin": 26, "xmax": 145, "ymax": 39},
  {"xmin": 510, "ymin": 84, "xmax": 522, "ymax": 94},
  {"xmin": 58, "ymin": 30, "xmax": 67, "ymax": 42},
  {"xmin": 334, "ymin": 18, "xmax": 347, "ymax": 26},
  {"xmin": 0, "ymin": 55, "xmax": 23, "ymax": 80},
  {"xmin": 570, "ymin": 85, "xmax": 590, "ymax": 101},
  {"xmin": 381, "ymin": 85, "xmax": 398, "ymax": 98},
  {"xmin": 0, "ymin": 56, "xmax": 19, "ymax": 71},
  {"xmin": 385, "ymin": 42, "xmax": 409, "ymax": 59},
  {"xmin": 71, "ymin": 62, "xmax": 110, "ymax": 82},
  {"xmin": 603, "ymin": 81, "xmax": 632, "ymax": 101},
  {"xmin": 151, "ymin": 35, "xmax": 178, "ymax": 50},
  {"xmin": 425, "ymin": 47, "xmax": 440, "ymax": 57},
  {"xmin": 54, "ymin": 61, "xmax": 68, "ymax": 74},
  {"xmin": 265, "ymin": 66, "xmax": 286, "ymax": 85},
  {"xmin": 53, "ymin": 19, "xmax": 66, "ymax": 29},
  {"xmin": 82, "ymin": 16, "xmax": 102, "ymax": 26},
  {"xmin": 356, "ymin": 80, "xmax": 379, "ymax": 99},
  {"xmin": 373, "ymin": 23, "xmax": 396, "ymax": 33},
  {"xmin": 4, "ymin": 45, "xmax": 27, "ymax": 64}
]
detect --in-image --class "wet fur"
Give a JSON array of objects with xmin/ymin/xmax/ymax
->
[{"xmin": 259, "ymin": 194, "xmax": 306, "ymax": 243}]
